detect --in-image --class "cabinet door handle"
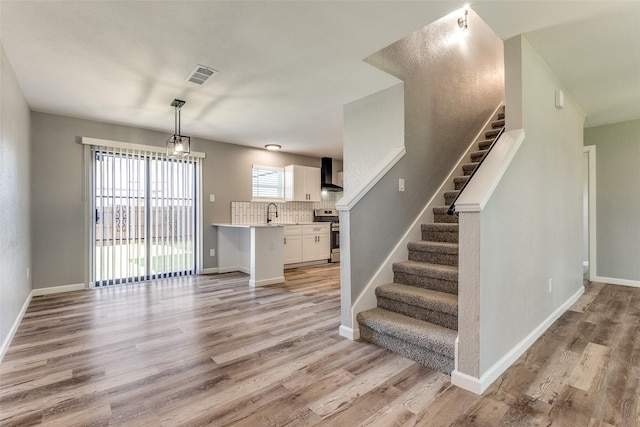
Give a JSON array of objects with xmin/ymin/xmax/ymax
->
[{"xmin": 284, "ymin": 237, "xmax": 287, "ymax": 244}]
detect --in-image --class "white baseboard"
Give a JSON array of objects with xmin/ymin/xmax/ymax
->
[
  {"xmin": 452, "ymin": 285, "xmax": 584, "ymax": 395},
  {"xmin": 451, "ymin": 370, "xmax": 483, "ymax": 394},
  {"xmin": 218, "ymin": 266, "xmax": 250, "ymax": 274},
  {"xmin": 0, "ymin": 292, "xmax": 32, "ymax": 363},
  {"xmin": 32, "ymin": 283, "xmax": 86, "ymax": 296},
  {"xmin": 250, "ymin": 276, "xmax": 285, "ymax": 287},
  {"xmin": 593, "ymin": 275, "xmax": 640, "ymax": 288},
  {"xmin": 200, "ymin": 268, "xmax": 220, "ymax": 274},
  {"xmin": 284, "ymin": 260, "xmax": 331, "ymax": 270},
  {"xmin": 339, "ymin": 325, "xmax": 360, "ymax": 340}
]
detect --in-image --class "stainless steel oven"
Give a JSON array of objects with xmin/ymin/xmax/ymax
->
[{"xmin": 314, "ymin": 209, "xmax": 340, "ymax": 263}]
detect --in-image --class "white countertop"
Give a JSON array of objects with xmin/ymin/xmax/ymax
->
[
  {"xmin": 212, "ymin": 222, "xmax": 318, "ymax": 228},
  {"xmin": 212, "ymin": 223, "xmax": 284, "ymax": 228}
]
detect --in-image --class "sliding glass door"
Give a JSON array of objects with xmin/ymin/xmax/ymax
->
[{"xmin": 91, "ymin": 147, "xmax": 197, "ymax": 287}]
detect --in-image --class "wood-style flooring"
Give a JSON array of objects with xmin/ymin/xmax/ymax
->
[{"xmin": 1, "ymin": 264, "xmax": 638, "ymax": 426}]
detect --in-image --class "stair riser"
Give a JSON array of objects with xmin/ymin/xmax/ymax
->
[
  {"xmin": 463, "ymin": 164, "xmax": 477, "ymax": 176},
  {"xmin": 470, "ymin": 152, "xmax": 485, "ymax": 162},
  {"xmin": 478, "ymin": 140, "xmax": 492, "ymax": 150},
  {"xmin": 408, "ymin": 250, "xmax": 458, "ymax": 267},
  {"xmin": 433, "ymin": 212, "xmax": 458, "ymax": 224},
  {"xmin": 421, "ymin": 230, "xmax": 458, "ymax": 243},
  {"xmin": 377, "ymin": 297, "xmax": 458, "ymax": 330},
  {"xmin": 485, "ymin": 129, "xmax": 500, "ymax": 139},
  {"xmin": 444, "ymin": 194, "xmax": 457, "ymax": 205},
  {"xmin": 393, "ymin": 271, "xmax": 458, "ymax": 295},
  {"xmin": 359, "ymin": 325, "xmax": 454, "ymax": 374}
]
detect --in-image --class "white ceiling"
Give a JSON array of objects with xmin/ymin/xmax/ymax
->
[{"xmin": 1, "ymin": 1, "xmax": 638, "ymax": 159}]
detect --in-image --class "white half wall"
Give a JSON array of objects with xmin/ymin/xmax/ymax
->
[
  {"xmin": 342, "ymin": 82, "xmax": 405, "ymax": 198},
  {"xmin": 456, "ymin": 35, "xmax": 585, "ymax": 384}
]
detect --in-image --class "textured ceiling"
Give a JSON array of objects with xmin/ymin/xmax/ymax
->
[{"xmin": 1, "ymin": 1, "xmax": 638, "ymax": 159}]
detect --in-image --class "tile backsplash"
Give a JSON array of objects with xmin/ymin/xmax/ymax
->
[{"xmin": 231, "ymin": 193, "xmax": 340, "ymax": 224}]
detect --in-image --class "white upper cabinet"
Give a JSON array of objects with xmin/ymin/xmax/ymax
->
[{"xmin": 284, "ymin": 165, "xmax": 321, "ymax": 202}]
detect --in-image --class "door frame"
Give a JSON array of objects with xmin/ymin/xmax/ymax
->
[{"xmin": 583, "ymin": 145, "xmax": 596, "ymax": 282}]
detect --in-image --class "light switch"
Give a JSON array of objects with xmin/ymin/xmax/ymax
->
[
  {"xmin": 209, "ymin": 194, "xmax": 215, "ymax": 202},
  {"xmin": 399, "ymin": 179, "xmax": 405, "ymax": 192}
]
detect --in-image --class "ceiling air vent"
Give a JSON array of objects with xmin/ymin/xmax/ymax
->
[{"xmin": 185, "ymin": 65, "xmax": 218, "ymax": 85}]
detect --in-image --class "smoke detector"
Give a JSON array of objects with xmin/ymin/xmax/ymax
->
[{"xmin": 185, "ymin": 65, "xmax": 218, "ymax": 85}]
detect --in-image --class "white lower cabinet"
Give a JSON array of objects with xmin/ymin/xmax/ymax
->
[
  {"xmin": 284, "ymin": 223, "xmax": 330, "ymax": 266},
  {"xmin": 283, "ymin": 234, "xmax": 302, "ymax": 264}
]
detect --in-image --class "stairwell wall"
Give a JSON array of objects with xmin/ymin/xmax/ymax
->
[
  {"xmin": 341, "ymin": 9, "xmax": 504, "ymax": 329},
  {"xmin": 476, "ymin": 35, "xmax": 585, "ymax": 376}
]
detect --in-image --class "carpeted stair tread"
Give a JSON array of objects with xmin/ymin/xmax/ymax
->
[
  {"xmin": 421, "ymin": 223, "xmax": 458, "ymax": 232},
  {"xmin": 408, "ymin": 240, "xmax": 458, "ymax": 266},
  {"xmin": 432, "ymin": 206, "xmax": 459, "ymax": 224},
  {"xmin": 421, "ymin": 223, "xmax": 459, "ymax": 243},
  {"xmin": 470, "ymin": 150, "xmax": 488, "ymax": 162},
  {"xmin": 485, "ymin": 128, "xmax": 500, "ymax": 139},
  {"xmin": 462, "ymin": 163, "xmax": 477, "ymax": 175},
  {"xmin": 357, "ymin": 308, "xmax": 456, "ymax": 356},
  {"xmin": 393, "ymin": 260, "xmax": 458, "ymax": 282},
  {"xmin": 408, "ymin": 240, "xmax": 458, "ymax": 254},
  {"xmin": 453, "ymin": 176, "xmax": 468, "ymax": 190},
  {"xmin": 376, "ymin": 283, "xmax": 458, "ymax": 316},
  {"xmin": 478, "ymin": 139, "xmax": 494, "ymax": 150},
  {"xmin": 444, "ymin": 190, "xmax": 460, "ymax": 205}
]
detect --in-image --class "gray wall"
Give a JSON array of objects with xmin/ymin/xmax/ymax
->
[
  {"xmin": 584, "ymin": 119, "xmax": 640, "ymax": 281},
  {"xmin": 30, "ymin": 112, "xmax": 332, "ymax": 289},
  {"xmin": 478, "ymin": 35, "xmax": 585, "ymax": 374},
  {"xmin": 345, "ymin": 10, "xmax": 504, "ymax": 304},
  {"xmin": 0, "ymin": 43, "xmax": 32, "ymax": 350},
  {"xmin": 342, "ymin": 82, "xmax": 404, "ymax": 192}
]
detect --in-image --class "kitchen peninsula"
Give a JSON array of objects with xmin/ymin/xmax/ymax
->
[{"xmin": 212, "ymin": 223, "xmax": 284, "ymax": 287}]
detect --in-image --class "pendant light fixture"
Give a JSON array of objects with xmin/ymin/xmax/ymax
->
[{"xmin": 167, "ymin": 99, "xmax": 190, "ymax": 158}]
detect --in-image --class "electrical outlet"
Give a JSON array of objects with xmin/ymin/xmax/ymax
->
[
  {"xmin": 210, "ymin": 249, "xmax": 215, "ymax": 257},
  {"xmin": 209, "ymin": 194, "xmax": 215, "ymax": 202},
  {"xmin": 399, "ymin": 179, "xmax": 405, "ymax": 192},
  {"xmin": 548, "ymin": 278, "xmax": 553, "ymax": 293}
]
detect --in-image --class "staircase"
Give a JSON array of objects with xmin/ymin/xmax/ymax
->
[{"xmin": 357, "ymin": 106, "xmax": 505, "ymax": 374}]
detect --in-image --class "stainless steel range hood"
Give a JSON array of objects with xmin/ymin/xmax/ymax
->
[{"xmin": 321, "ymin": 157, "xmax": 343, "ymax": 192}]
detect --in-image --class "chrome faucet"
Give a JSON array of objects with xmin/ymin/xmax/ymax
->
[{"xmin": 266, "ymin": 203, "xmax": 278, "ymax": 223}]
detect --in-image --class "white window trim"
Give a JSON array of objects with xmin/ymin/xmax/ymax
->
[
  {"xmin": 252, "ymin": 164, "xmax": 285, "ymax": 202},
  {"xmin": 81, "ymin": 137, "xmax": 206, "ymax": 158}
]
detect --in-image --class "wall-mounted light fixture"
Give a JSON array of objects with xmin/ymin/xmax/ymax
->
[
  {"xmin": 265, "ymin": 144, "xmax": 282, "ymax": 151},
  {"xmin": 458, "ymin": 8, "xmax": 469, "ymax": 35},
  {"xmin": 167, "ymin": 99, "xmax": 190, "ymax": 157}
]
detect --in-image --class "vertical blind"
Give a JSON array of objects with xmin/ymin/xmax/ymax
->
[{"xmin": 89, "ymin": 143, "xmax": 201, "ymax": 286}]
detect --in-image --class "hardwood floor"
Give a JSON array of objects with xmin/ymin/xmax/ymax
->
[{"xmin": 1, "ymin": 265, "xmax": 638, "ymax": 426}]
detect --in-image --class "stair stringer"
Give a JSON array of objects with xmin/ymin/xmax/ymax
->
[{"xmin": 342, "ymin": 103, "xmax": 505, "ymax": 342}]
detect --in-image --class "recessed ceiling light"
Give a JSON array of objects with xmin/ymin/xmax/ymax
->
[{"xmin": 265, "ymin": 144, "xmax": 281, "ymax": 151}]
